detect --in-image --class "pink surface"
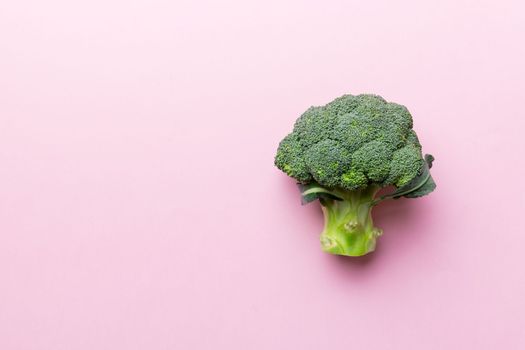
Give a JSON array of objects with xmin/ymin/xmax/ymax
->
[{"xmin": 1, "ymin": 0, "xmax": 524, "ymax": 349}]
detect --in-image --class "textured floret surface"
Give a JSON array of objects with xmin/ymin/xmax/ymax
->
[{"xmin": 275, "ymin": 94, "xmax": 425, "ymax": 189}]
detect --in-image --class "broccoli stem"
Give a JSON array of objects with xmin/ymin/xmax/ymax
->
[{"xmin": 319, "ymin": 186, "xmax": 382, "ymax": 256}]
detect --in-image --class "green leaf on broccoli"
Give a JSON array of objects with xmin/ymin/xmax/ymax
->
[
  {"xmin": 298, "ymin": 183, "xmax": 343, "ymax": 205},
  {"xmin": 375, "ymin": 154, "xmax": 436, "ymax": 202}
]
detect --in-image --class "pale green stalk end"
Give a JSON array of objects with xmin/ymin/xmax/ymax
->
[{"xmin": 319, "ymin": 186, "xmax": 382, "ymax": 256}]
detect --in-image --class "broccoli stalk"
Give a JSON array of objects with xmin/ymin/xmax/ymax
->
[
  {"xmin": 318, "ymin": 186, "xmax": 381, "ymax": 256},
  {"xmin": 298, "ymin": 154, "xmax": 435, "ymax": 256}
]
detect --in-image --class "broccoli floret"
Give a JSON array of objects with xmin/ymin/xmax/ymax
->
[
  {"xmin": 305, "ymin": 139, "xmax": 351, "ymax": 187},
  {"xmin": 351, "ymin": 141, "xmax": 393, "ymax": 182},
  {"xmin": 341, "ymin": 169, "xmax": 368, "ymax": 190},
  {"xmin": 324, "ymin": 94, "xmax": 360, "ymax": 116},
  {"xmin": 274, "ymin": 133, "xmax": 312, "ymax": 182},
  {"xmin": 387, "ymin": 144, "xmax": 424, "ymax": 187},
  {"xmin": 293, "ymin": 107, "xmax": 338, "ymax": 147},
  {"xmin": 274, "ymin": 93, "xmax": 436, "ymax": 257},
  {"xmin": 333, "ymin": 112, "xmax": 377, "ymax": 153},
  {"xmin": 406, "ymin": 130, "xmax": 421, "ymax": 148}
]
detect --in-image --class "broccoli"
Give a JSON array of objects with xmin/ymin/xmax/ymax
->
[{"xmin": 275, "ymin": 94, "xmax": 436, "ymax": 256}]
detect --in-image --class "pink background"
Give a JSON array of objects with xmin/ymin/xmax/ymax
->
[{"xmin": 1, "ymin": 0, "xmax": 524, "ymax": 349}]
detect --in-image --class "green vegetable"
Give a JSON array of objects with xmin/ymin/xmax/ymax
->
[{"xmin": 275, "ymin": 94, "xmax": 436, "ymax": 256}]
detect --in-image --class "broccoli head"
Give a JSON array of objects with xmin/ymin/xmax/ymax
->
[{"xmin": 275, "ymin": 93, "xmax": 436, "ymax": 256}]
